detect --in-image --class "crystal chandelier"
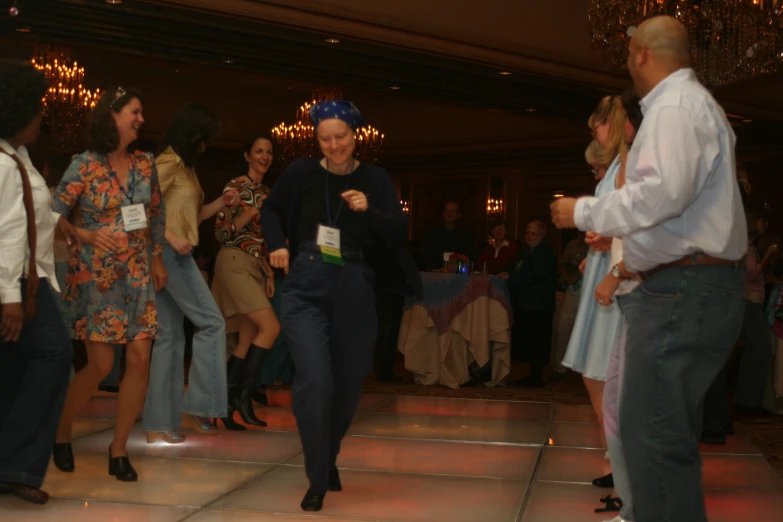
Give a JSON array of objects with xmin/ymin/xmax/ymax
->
[
  {"xmin": 588, "ymin": 0, "xmax": 783, "ymax": 87},
  {"xmin": 271, "ymin": 87, "xmax": 384, "ymax": 168},
  {"xmin": 31, "ymin": 44, "xmax": 100, "ymax": 154}
]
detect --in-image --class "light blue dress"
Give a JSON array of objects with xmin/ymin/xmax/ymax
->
[{"xmin": 561, "ymin": 155, "xmax": 623, "ymax": 381}]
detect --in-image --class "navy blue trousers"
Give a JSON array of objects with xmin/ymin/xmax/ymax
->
[
  {"xmin": 282, "ymin": 252, "xmax": 377, "ymax": 494},
  {"xmin": 0, "ymin": 279, "xmax": 72, "ymax": 488}
]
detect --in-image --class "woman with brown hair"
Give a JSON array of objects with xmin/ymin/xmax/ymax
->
[
  {"xmin": 211, "ymin": 133, "xmax": 280, "ymax": 430},
  {"xmin": 52, "ymin": 86, "xmax": 167, "ymax": 482}
]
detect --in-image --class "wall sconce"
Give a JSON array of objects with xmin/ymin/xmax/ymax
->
[
  {"xmin": 486, "ymin": 198, "xmax": 503, "ymax": 215},
  {"xmin": 400, "ymin": 199, "xmax": 410, "ymax": 214}
]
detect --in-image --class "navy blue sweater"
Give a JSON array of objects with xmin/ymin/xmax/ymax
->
[{"xmin": 262, "ymin": 157, "xmax": 423, "ymax": 299}]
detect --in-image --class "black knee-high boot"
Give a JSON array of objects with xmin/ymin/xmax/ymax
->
[
  {"xmin": 234, "ymin": 344, "xmax": 270, "ymax": 427},
  {"xmin": 218, "ymin": 355, "xmax": 246, "ymax": 430}
]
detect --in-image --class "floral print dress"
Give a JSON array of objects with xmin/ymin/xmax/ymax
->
[{"xmin": 53, "ymin": 151, "xmax": 166, "ymax": 343}]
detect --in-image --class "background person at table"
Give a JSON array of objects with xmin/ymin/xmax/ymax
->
[
  {"xmin": 501, "ymin": 220, "xmax": 557, "ymax": 387},
  {"xmin": 476, "ymin": 220, "xmax": 519, "ymax": 275},
  {"xmin": 420, "ymin": 201, "xmax": 475, "ymax": 269}
]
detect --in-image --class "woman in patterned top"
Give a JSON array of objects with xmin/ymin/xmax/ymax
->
[
  {"xmin": 211, "ymin": 133, "xmax": 279, "ymax": 430},
  {"xmin": 52, "ymin": 87, "xmax": 167, "ymax": 482}
]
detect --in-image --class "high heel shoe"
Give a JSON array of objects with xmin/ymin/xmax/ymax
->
[
  {"xmin": 218, "ymin": 355, "xmax": 248, "ymax": 431},
  {"xmin": 52, "ymin": 443, "xmax": 74, "ymax": 472},
  {"xmin": 145, "ymin": 431, "xmax": 186, "ymax": 444},
  {"xmin": 234, "ymin": 346, "xmax": 269, "ymax": 427},
  {"xmin": 108, "ymin": 445, "xmax": 137, "ymax": 482},
  {"xmin": 182, "ymin": 414, "xmax": 219, "ymax": 435}
]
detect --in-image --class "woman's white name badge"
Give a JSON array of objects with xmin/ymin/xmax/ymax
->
[
  {"xmin": 121, "ymin": 203, "xmax": 148, "ymax": 231},
  {"xmin": 317, "ymin": 224, "xmax": 343, "ymax": 265}
]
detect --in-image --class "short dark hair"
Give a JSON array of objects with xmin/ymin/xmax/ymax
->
[
  {"xmin": 159, "ymin": 103, "xmax": 221, "ymax": 167},
  {"xmin": 0, "ymin": 59, "xmax": 49, "ymax": 140},
  {"xmin": 86, "ymin": 85, "xmax": 144, "ymax": 155},
  {"xmin": 621, "ymin": 88, "xmax": 643, "ymax": 133}
]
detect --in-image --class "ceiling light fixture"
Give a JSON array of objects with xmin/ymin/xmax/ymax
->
[
  {"xmin": 389, "ymin": 86, "xmax": 401, "ymax": 90},
  {"xmin": 15, "ymin": 27, "xmax": 30, "ymax": 33},
  {"xmin": 223, "ymin": 59, "xmax": 235, "ymax": 64},
  {"xmin": 499, "ymin": 71, "xmax": 512, "ymax": 76},
  {"xmin": 743, "ymin": 119, "xmax": 753, "ymax": 123},
  {"xmin": 325, "ymin": 38, "xmax": 340, "ymax": 44},
  {"xmin": 105, "ymin": 0, "xmax": 123, "ymax": 4},
  {"xmin": 525, "ymin": 108, "xmax": 537, "ymax": 112}
]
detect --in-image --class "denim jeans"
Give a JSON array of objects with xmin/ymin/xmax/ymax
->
[
  {"xmin": 142, "ymin": 246, "xmax": 227, "ymax": 431},
  {"xmin": 602, "ymin": 314, "xmax": 634, "ymax": 520},
  {"xmin": 617, "ymin": 265, "xmax": 745, "ymax": 522},
  {"xmin": 0, "ymin": 279, "xmax": 72, "ymax": 488}
]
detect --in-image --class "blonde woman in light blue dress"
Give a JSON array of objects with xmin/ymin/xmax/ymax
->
[{"xmin": 561, "ymin": 95, "xmax": 628, "ymax": 488}]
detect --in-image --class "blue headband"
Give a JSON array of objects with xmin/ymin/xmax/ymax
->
[{"xmin": 309, "ymin": 100, "xmax": 367, "ymax": 131}]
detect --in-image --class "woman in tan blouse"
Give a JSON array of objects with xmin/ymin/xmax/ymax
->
[
  {"xmin": 142, "ymin": 104, "xmax": 239, "ymax": 443},
  {"xmin": 211, "ymin": 133, "xmax": 280, "ymax": 430}
]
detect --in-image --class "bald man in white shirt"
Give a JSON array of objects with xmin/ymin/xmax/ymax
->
[{"xmin": 551, "ymin": 16, "xmax": 746, "ymax": 522}]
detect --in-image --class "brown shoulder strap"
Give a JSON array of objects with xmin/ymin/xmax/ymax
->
[{"xmin": 0, "ymin": 149, "xmax": 39, "ymax": 321}]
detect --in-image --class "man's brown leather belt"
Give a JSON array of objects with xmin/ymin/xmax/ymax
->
[{"xmin": 641, "ymin": 253, "xmax": 743, "ymax": 279}]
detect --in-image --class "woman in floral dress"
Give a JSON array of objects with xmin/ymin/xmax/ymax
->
[{"xmin": 51, "ymin": 87, "xmax": 167, "ymax": 482}]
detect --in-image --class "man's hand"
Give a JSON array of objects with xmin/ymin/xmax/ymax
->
[
  {"xmin": 1, "ymin": 302, "xmax": 24, "ymax": 342},
  {"xmin": 270, "ymin": 248, "xmax": 290, "ymax": 274},
  {"xmin": 550, "ymin": 198, "xmax": 578, "ymax": 229},
  {"xmin": 585, "ymin": 231, "xmax": 612, "ymax": 252}
]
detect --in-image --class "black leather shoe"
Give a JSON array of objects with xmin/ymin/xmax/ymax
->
[
  {"xmin": 300, "ymin": 489, "xmax": 325, "ymax": 511},
  {"xmin": 53, "ymin": 442, "xmax": 75, "ymax": 472},
  {"xmin": 592, "ymin": 472, "xmax": 614, "ymax": 488},
  {"xmin": 329, "ymin": 467, "xmax": 342, "ymax": 492},
  {"xmin": 252, "ymin": 387, "xmax": 269, "ymax": 406},
  {"xmin": 108, "ymin": 445, "xmax": 137, "ymax": 482},
  {"xmin": 234, "ymin": 346, "xmax": 269, "ymax": 427},
  {"xmin": 2, "ymin": 483, "xmax": 49, "ymax": 504}
]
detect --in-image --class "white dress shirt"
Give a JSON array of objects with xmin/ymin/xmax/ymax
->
[
  {"xmin": 574, "ymin": 68, "xmax": 746, "ymax": 272},
  {"xmin": 0, "ymin": 139, "xmax": 60, "ymax": 303}
]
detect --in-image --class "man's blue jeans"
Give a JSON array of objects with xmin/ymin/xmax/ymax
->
[{"xmin": 617, "ymin": 265, "xmax": 744, "ymax": 522}]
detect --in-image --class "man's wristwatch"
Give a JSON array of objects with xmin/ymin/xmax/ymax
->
[{"xmin": 611, "ymin": 264, "xmax": 623, "ymax": 279}]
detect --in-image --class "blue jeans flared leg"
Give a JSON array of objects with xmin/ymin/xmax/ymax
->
[
  {"xmin": 617, "ymin": 266, "xmax": 745, "ymax": 522},
  {"xmin": 143, "ymin": 246, "xmax": 227, "ymax": 431}
]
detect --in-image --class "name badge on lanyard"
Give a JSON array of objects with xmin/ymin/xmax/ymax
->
[
  {"xmin": 317, "ymin": 165, "xmax": 353, "ymax": 265},
  {"xmin": 111, "ymin": 156, "xmax": 148, "ymax": 232},
  {"xmin": 121, "ymin": 203, "xmax": 148, "ymax": 231}
]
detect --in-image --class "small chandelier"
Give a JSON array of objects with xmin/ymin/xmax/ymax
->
[
  {"xmin": 271, "ymin": 87, "xmax": 384, "ymax": 169},
  {"xmin": 588, "ymin": 0, "xmax": 783, "ymax": 87},
  {"xmin": 486, "ymin": 198, "xmax": 503, "ymax": 215},
  {"xmin": 32, "ymin": 44, "xmax": 100, "ymax": 154}
]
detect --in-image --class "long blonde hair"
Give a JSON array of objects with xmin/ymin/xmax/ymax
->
[{"xmin": 588, "ymin": 95, "xmax": 627, "ymax": 166}]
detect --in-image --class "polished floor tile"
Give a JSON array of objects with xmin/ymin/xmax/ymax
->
[
  {"xmin": 535, "ymin": 447, "xmax": 609, "ymax": 484},
  {"xmin": 553, "ymin": 404, "xmax": 597, "ymax": 424},
  {"xmin": 704, "ymin": 488, "xmax": 783, "ymax": 522},
  {"xmin": 376, "ymin": 396, "xmax": 553, "ymax": 421},
  {"xmin": 285, "ymin": 436, "xmax": 539, "ymax": 480},
  {"xmin": 699, "ymin": 434, "xmax": 763, "ymax": 455},
  {"xmin": 265, "ymin": 389, "xmax": 394, "ymax": 412},
  {"xmin": 702, "ymin": 454, "xmax": 783, "ymax": 490},
  {"xmin": 188, "ymin": 512, "xmax": 376, "ymax": 522},
  {"xmin": 349, "ymin": 413, "xmax": 549, "ymax": 444},
  {"xmin": 520, "ymin": 481, "xmax": 615, "ymax": 522},
  {"xmin": 73, "ymin": 426, "xmax": 302, "ymax": 464},
  {"xmin": 547, "ymin": 422, "xmax": 605, "ymax": 449},
  {"xmin": 211, "ymin": 465, "xmax": 528, "ymax": 522},
  {"xmin": 72, "ymin": 418, "xmax": 115, "ymax": 440},
  {"xmin": 0, "ymin": 497, "xmax": 195, "ymax": 522},
  {"xmin": 42, "ymin": 452, "xmax": 270, "ymax": 507}
]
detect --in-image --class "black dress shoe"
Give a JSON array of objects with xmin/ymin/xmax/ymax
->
[
  {"xmin": 53, "ymin": 442, "xmax": 75, "ymax": 472},
  {"xmin": 252, "ymin": 387, "xmax": 269, "ymax": 406},
  {"xmin": 3, "ymin": 483, "xmax": 49, "ymax": 504},
  {"xmin": 108, "ymin": 445, "xmax": 137, "ymax": 482},
  {"xmin": 329, "ymin": 467, "xmax": 342, "ymax": 492},
  {"xmin": 592, "ymin": 472, "xmax": 614, "ymax": 488},
  {"xmin": 700, "ymin": 427, "xmax": 726, "ymax": 445},
  {"xmin": 300, "ymin": 489, "xmax": 325, "ymax": 511}
]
